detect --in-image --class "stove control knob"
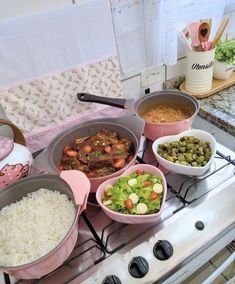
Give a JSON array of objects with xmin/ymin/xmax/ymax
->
[
  {"xmin": 153, "ymin": 240, "xmax": 173, "ymax": 260},
  {"xmin": 102, "ymin": 275, "xmax": 121, "ymax": 284},
  {"xmin": 195, "ymin": 221, "xmax": 204, "ymax": 230},
  {"xmin": 128, "ymin": 256, "xmax": 149, "ymax": 278}
]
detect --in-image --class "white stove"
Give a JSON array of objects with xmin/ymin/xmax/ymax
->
[{"xmin": 4, "ymin": 137, "xmax": 235, "ymax": 284}]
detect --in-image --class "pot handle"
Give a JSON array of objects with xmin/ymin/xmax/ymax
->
[
  {"xmin": 0, "ymin": 118, "xmax": 26, "ymax": 146},
  {"xmin": 77, "ymin": 93, "xmax": 127, "ymax": 109},
  {"xmin": 60, "ymin": 170, "xmax": 91, "ymax": 214}
]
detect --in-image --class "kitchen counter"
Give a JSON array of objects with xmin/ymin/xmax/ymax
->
[
  {"xmin": 164, "ymin": 75, "xmax": 235, "ymax": 138},
  {"xmin": 198, "ymin": 84, "xmax": 235, "ymax": 137}
]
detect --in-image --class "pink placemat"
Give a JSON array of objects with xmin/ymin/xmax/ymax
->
[{"xmin": 26, "ymin": 106, "xmax": 125, "ymax": 153}]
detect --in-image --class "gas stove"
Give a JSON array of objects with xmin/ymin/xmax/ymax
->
[{"xmin": 4, "ymin": 136, "xmax": 235, "ymax": 284}]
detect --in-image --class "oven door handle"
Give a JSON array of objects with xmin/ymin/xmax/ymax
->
[{"xmin": 201, "ymin": 251, "xmax": 235, "ymax": 284}]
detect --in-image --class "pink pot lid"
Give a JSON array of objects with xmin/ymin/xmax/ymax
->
[{"xmin": 0, "ymin": 136, "xmax": 14, "ymax": 161}]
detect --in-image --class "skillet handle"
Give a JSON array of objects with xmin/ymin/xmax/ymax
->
[{"xmin": 77, "ymin": 93, "xmax": 126, "ymax": 109}]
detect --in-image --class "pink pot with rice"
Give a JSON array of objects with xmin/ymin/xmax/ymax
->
[{"xmin": 0, "ymin": 170, "xmax": 90, "ymax": 279}]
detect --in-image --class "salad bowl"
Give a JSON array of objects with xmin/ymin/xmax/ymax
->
[
  {"xmin": 96, "ymin": 164, "xmax": 167, "ymax": 224},
  {"xmin": 152, "ymin": 129, "xmax": 216, "ymax": 176}
]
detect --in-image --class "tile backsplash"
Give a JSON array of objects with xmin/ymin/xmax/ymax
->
[{"xmin": 163, "ymin": 75, "xmax": 185, "ymax": 90}]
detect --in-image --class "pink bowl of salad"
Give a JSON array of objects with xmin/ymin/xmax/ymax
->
[{"xmin": 96, "ymin": 164, "xmax": 167, "ymax": 224}]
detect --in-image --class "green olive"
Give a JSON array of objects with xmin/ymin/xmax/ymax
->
[{"xmin": 157, "ymin": 136, "xmax": 212, "ymax": 168}]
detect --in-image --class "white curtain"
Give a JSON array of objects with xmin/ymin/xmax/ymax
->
[
  {"xmin": 110, "ymin": 0, "xmax": 164, "ymax": 75},
  {"xmin": 111, "ymin": 0, "xmax": 229, "ymax": 75},
  {"xmin": 0, "ymin": 0, "xmax": 117, "ymax": 89}
]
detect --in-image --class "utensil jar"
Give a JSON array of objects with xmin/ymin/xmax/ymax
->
[{"xmin": 185, "ymin": 48, "xmax": 215, "ymax": 93}]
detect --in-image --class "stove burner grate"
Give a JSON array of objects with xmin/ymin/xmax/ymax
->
[{"xmin": 3, "ymin": 148, "xmax": 235, "ymax": 284}]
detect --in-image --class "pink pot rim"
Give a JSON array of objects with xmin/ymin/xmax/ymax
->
[
  {"xmin": 0, "ymin": 174, "xmax": 82, "ymax": 271},
  {"xmin": 0, "ymin": 213, "xmax": 79, "ymax": 271}
]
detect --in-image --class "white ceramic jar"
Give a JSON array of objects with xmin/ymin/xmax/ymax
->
[
  {"xmin": 213, "ymin": 59, "xmax": 234, "ymax": 80},
  {"xmin": 0, "ymin": 119, "xmax": 33, "ymax": 189}
]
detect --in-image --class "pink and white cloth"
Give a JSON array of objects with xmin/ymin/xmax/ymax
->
[
  {"xmin": 0, "ymin": 137, "xmax": 13, "ymax": 160},
  {"xmin": 0, "ymin": 1, "xmax": 125, "ymax": 153}
]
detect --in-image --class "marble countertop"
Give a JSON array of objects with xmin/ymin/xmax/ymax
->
[
  {"xmin": 163, "ymin": 75, "xmax": 235, "ymax": 137},
  {"xmin": 197, "ymin": 84, "xmax": 235, "ymax": 137}
]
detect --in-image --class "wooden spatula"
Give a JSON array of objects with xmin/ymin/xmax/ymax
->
[
  {"xmin": 200, "ymin": 18, "xmax": 212, "ymax": 30},
  {"xmin": 212, "ymin": 16, "xmax": 230, "ymax": 48}
]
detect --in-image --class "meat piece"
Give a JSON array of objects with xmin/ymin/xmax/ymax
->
[
  {"xmin": 112, "ymin": 152, "xmax": 129, "ymax": 160},
  {"xmin": 111, "ymin": 140, "xmax": 133, "ymax": 154},
  {"xmin": 78, "ymin": 151, "xmax": 89, "ymax": 164},
  {"xmin": 96, "ymin": 129, "xmax": 119, "ymax": 144},
  {"xmin": 90, "ymin": 139, "xmax": 109, "ymax": 151},
  {"xmin": 69, "ymin": 160, "xmax": 88, "ymax": 172},
  {"xmin": 59, "ymin": 129, "xmax": 135, "ymax": 178},
  {"xmin": 111, "ymin": 143, "xmax": 125, "ymax": 154},
  {"xmin": 95, "ymin": 167, "xmax": 115, "ymax": 176},
  {"xmin": 119, "ymin": 138, "xmax": 133, "ymax": 152},
  {"xmin": 73, "ymin": 137, "xmax": 93, "ymax": 151},
  {"xmin": 88, "ymin": 155, "xmax": 113, "ymax": 170}
]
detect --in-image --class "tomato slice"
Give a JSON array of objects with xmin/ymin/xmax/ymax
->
[
  {"xmin": 124, "ymin": 199, "xmax": 134, "ymax": 210},
  {"xmin": 113, "ymin": 158, "xmax": 125, "ymax": 168},
  {"xmin": 149, "ymin": 191, "xmax": 158, "ymax": 201},
  {"xmin": 135, "ymin": 169, "xmax": 144, "ymax": 175},
  {"xmin": 144, "ymin": 181, "xmax": 153, "ymax": 187},
  {"xmin": 66, "ymin": 150, "xmax": 78, "ymax": 158},
  {"xmin": 63, "ymin": 145, "xmax": 71, "ymax": 154}
]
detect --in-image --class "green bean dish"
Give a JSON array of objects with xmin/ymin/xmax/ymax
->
[{"xmin": 157, "ymin": 136, "xmax": 212, "ymax": 167}]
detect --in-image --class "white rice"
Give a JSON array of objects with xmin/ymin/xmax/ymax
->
[{"xmin": 0, "ymin": 188, "xmax": 76, "ymax": 267}]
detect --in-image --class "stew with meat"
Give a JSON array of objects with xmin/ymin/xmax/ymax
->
[{"xmin": 59, "ymin": 129, "xmax": 134, "ymax": 178}]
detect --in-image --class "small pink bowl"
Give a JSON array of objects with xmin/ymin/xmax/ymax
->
[{"xmin": 96, "ymin": 164, "xmax": 167, "ymax": 224}]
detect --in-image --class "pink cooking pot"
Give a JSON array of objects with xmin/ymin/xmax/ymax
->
[
  {"xmin": 0, "ymin": 170, "xmax": 90, "ymax": 279},
  {"xmin": 33, "ymin": 114, "xmax": 144, "ymax": 192},
  {"xmin": 77, "ymin": 90, "xmax": 200, "ymax": 141},
  {"xmin": 0, "ymin": 119, "xmax": 33, "ymax": 189}
]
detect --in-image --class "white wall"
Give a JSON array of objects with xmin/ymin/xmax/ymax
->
[
  {"xmin": 0, "ymin": 0, "xmax": 73, "ymax": 20},
  {"xmin": 122, "ymin": 3, "xmax": 235, "ymax": 99},
  {"xmin": 0, "ymin": 0, "xmax": 234, "ymax": 100}
]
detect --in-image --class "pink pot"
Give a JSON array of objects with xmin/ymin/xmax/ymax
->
[
  {"xmin": 0, "ymin": 170, "xmax": 90, "ymax": 279},
  {"xmin": 77, "ymin": 90, "xmax": 199, "ymax": 141},
  {"xmin": 143, "ymin": 115, "xmax": 197, "ymax": 141},
  {"xmin": 96, "ymin": 164, "xmax": 167, "ymax": 224},
  {"xmin": 34, "ymin": 115, "xmax": 144, "ymax": 192}
]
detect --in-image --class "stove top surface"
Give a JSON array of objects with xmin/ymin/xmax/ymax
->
[{"xmin": 14, "ymin": 137, "xmax": 235, "ymax": 284}]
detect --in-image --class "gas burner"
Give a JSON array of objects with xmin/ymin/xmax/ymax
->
[
  {"xmin": 87, "ymin": 192, "xmax": 99, "ymax": 207},
  {"xmin": 3, "ymin": 140, "xmax": 235, "ymax": 284}
]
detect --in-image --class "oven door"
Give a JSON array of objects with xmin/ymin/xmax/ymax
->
[{"xmin": 161, "ymin": 229, "xmax": 235, "ymax": 284}]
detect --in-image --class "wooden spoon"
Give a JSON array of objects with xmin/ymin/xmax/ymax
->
[
  {"xmin": 198, "ymin": 22, "xmax": 211, "ymax": 42},
  {"xmin": 212, "ymin": 16, "xmax": 230, "ymax": 48},
  {"xmin": 198, "ymin": 21, "xmax": 210, "ymax": 43}
]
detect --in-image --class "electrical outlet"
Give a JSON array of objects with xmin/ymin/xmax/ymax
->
[{"xmin": 141, "ymin": 66, "xmax": 165, "ymax": 88}]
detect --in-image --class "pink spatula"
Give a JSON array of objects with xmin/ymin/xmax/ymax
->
[{"xmin": 188, "ymin": 22, "xmax": 201, "ymax": 51}]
